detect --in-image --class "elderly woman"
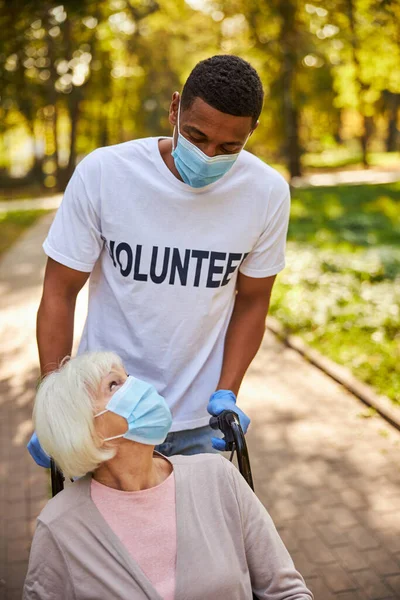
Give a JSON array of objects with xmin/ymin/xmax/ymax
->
[{"xmin": 24, "ymin": 351, "xmax": 313, "ymax": 600}]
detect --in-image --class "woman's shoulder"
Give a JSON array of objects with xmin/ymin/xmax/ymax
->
[
  {"xmin": 168, "ymin": 453, "xmax": 237, "ymax": 486},
  {"xmin": 168, "ymin": 452, "xmax": 225, "ymax": 468},
  {"xmin": 36, "ymin": 475, "xmax": 91, "ymax": 526}
]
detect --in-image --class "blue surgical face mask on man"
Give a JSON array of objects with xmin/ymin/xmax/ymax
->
[
  {"xmin": 94, "ymin": 376, "xmax": 172, "ymax": 445},
  {"xmin": 171, "ymin": 102, "xmax": 250, "ymax": 188}
]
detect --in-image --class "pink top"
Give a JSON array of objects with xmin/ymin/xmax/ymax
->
[{"xmin": 91, "ymin": 469, "xmax": 177, "ymax": 600}]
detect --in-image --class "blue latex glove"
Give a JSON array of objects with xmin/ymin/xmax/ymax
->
[
  {"xmin": 27, "ymin": 431, "xmax": 51, "ymax": 468},
  {"xmin": 207, "ymin": 390, "xmax": 251, "ymax": 451}
]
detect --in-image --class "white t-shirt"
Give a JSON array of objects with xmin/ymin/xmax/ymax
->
[{"xmin": 43, "ymin": 137, "xmax": 290, "ymax": 431}]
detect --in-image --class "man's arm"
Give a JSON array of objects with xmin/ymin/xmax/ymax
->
[
  {"xmin": 37, "ymin": 258, "xmax": 90, "ymax": 377},
  {"xmin": 216, "ymin": 272, "xmax": 276, "ymax": 395}
]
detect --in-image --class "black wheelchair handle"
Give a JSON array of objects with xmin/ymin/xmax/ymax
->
[
  {"xmin": 51, "ymin": 458, "xmax": 65, "ymax": 497},
  {"xmin": 210, "ymin": 410, "xmax": 254, "ymax": 492}
]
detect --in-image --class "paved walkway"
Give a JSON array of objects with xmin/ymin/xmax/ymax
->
[{"xmin": 1, "ymin": 214, "xmax": 399, "ymax": 600}]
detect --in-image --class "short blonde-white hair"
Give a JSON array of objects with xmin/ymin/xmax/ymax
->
[{"xmin": 33, "ymin": 351, "xmax": 124, "ymax": 479}]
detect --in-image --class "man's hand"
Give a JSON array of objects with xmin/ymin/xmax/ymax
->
[
  {"xmin": 207, "ymin": 389, "xmax": 251, "ymax": 451},
  {"xmin": 27, "ymin": 432, "xmax": 51, "ymax": 468}
]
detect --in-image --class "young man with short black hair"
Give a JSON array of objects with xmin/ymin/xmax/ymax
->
[{"xmin": 29, "ymin": 54, "xmax": 290, "ymax": 463}]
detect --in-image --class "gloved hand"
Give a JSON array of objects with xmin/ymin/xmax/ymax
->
[
  {"xmin": 207, "ymin": 389, "xmax": 251, "ymax": 451},
  {"xmin": 27, "ymin": 431, "xmax": 51, "ymax": 468}
]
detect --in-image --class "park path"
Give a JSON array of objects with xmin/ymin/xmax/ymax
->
[{"xmin": 0, "ymin": 213, "xmax": 400, "ymax": 600}]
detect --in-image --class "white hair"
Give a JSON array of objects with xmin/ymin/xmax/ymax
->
[{"xmin": 33, "ymin": 351, "xmax": 124, "ymax": 479}]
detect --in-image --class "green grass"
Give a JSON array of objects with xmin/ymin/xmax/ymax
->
[
  {"xmin": 0, "ymin": 210, "xmax": 51, "ymax": 257},
  {"xmin": 270, "ymin": 182, "xmax": 400, "ymax": 404}
]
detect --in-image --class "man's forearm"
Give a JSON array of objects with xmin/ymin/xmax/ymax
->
[
  {"xmin": 37, "ymin": 295, "xmax": 76, "ymax": 377},
  {"xmin": 217, "ymin": 295, "xmax": 269, "ymax": 396}
]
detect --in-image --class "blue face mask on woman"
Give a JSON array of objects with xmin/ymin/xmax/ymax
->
[
  {"xmin": 171, "ymin": 103, "xmax": 249, "ymax": 188},
  {"xmin": 94, "ymin": 376, "xmax": 172, "ymax": 445}
]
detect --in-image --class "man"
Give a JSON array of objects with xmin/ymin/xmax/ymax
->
[{"xmin": 28, "ymin": 54, "xmax": 290, "ymax": 463}]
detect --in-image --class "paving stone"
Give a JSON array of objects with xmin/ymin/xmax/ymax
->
[
  {"xmin": 324, "ymin": 473, "xmax": 349, "ymax": 491},
  {"xmin": 6, "ymin": 518, "xmax": 28, "ymax": 540},
  {"xmin": 311, "ymin": 489, "xmax": 341, "ymax": 509},
  {"xmin": 270, "ymin": 498, "xmax": 300, "ymax": 521},
  {"xmin": 306, "ymin": 576, "xmax": 337, "ymax": 600},
  {"xmin": 7, "ymin": 538, "xmax": 31, "ymax": 563},
  {"xmin": 333, "ymin": 544, "xmax": 370, "ymax": 572},
  {"xmin": 330, "ymin": 505, "xmax": 359, "ymax": 528},
  {"xmin": 347, "ymin": 526, "xmax": 382, "ymax": 551},
  {"xmin": 290, "ymin": 486, "xmax": 315, "ymax": 505},
  {"xmin": 322, "ymin": 563, "xmax": 358, "ymax": 593},
  {"xmin": 375, "ymin": 529, "xmax": 400, "ymax": 554},
  {"xmin": 351, "ymin": 569, "xmax": 393, "ymax": 600},
  {"xmin": 385, "ymin": 573, "xmax": 400, "ymax": 596},
  {"xmin": 367, "ymin": 493, "xmax": 400, "ymax": 514},
  {"xmin": 301, "ymin": 537, "xmax": 337, "ymax": 565},
  {"xmin": 316, "ymin": 523, "xmax": 353, "ymax": 548},
  {"xmin": 335, "ymin": 592, "xmax": 365, "ymax": 600},
  {"xmin": 340, "ymin": 488, "xmax": 369, "ymax": 510},
  {"xmin": 304, "ymin": 503, "xmax": 330, "ymax": 526},
  {"xmin": 3, "ymin": 562, "xmax": 29, "ymax": 593},
  {"xmin": 291, "ymin": 519, "xmax": 316, "ymax": 541},
  {"xmin": 365, "ymin": 548, "xmax": 400, "ymax": 576},
  {"xmin": 7, "ymin": 500, "xmax": 28, "ymax": 521},
  {"xmin": 358, "ymin": 509, "xmax": 400, "ymax": 532}
]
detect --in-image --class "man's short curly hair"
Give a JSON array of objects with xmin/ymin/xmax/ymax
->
[{"xmin": 181, "ymin": 55, "xmax": 264, "ymax": 125}]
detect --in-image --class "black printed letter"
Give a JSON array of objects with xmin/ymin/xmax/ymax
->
[
  {"xmin": 191, "ymin": 250, "xmax": 210, "ymax": 287},
  {"xmin": 150, "ymin": 246, "xmax": 171, "ymax": 284},
  {"xmin": 221, "ymin": 253, "xmax": 243, "ymax": 286},
  {"xmin": 116, "ymin": 242, "xmax": 133, "ymax": 277},
  {"xmin": 109, "ymin": 240, "xmax": 117, "ymax": 267},
  {"xmin": 207, "ymin": 252, "xmax": 226, "ymax": 288},
  {"xmin": 134, "ymin": 245, "xmax": 148, "ymax": 281},
  {"xmin": 169, "ymin": 248, "xmax": 190, "ymax": 286}
]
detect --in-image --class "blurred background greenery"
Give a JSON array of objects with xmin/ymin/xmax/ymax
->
[
  {"xmin": 0, "ymin": 0, "xmax": 399, "ymax": 403},
  {"xmin": 1, "ymin": 0, "xmax": 400, "ymax": 189}
]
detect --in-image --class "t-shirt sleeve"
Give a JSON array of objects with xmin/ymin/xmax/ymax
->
[
  {"xmin": 239, "ymin": 186, "xmax": 290, "ymax": 278},
  {"xmin": 23, "ymin": 521, "xmax": 75, "ymax": 600},
  {"xmin": 222, "ymin": 458, "xmax": 313, "ymax": 600},
  {"xmin": 43, "ymin": 164, "xmax": 103, "ymax": 272}
]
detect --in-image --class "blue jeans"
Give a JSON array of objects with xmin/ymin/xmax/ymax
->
[{"xmin": 155, "ymin": 424, "xmax": 224, "ymax": 457}]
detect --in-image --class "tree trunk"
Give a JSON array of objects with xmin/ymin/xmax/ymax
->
[
  {"xmin": 58, "ymin": 93, "xmax": 81, "ymax": 189},
  {"xmin": 276, "ymin": 0, "xmax": 302, "ymax": 179},
  {"xmin": 346, "ymin": 0, "xmax": 369, "ymax": 167},
  {"xmin": 386, "ymin": 92, "xmax": 400, "ymax": 152},
  {"xmin": 283, "ymin": 70, "xmax": 302, "ymax": 178}
]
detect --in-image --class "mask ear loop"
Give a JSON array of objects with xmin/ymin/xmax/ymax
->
[
  {"xmin": 102, "ymin": 433, "xmax": 124, "ymax": 442},
  {"xmin": 172, "ymin": 97, "xmax": 181, "ymax": 152},
  {"xmin": 94, "ymin": 410, "xmax": 126, "ymax": 442},
  {"xmin": 94, "ymin": 409, "xmax": 108, "ymax": 418}
]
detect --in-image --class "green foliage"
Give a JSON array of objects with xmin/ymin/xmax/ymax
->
[
  {"xmin": 1, "ymin": 0, "xmax": 400, "ymax": 186},
  {"xmin": 270, "ymin": 183, "xmax": 400, "ymax": 404}
]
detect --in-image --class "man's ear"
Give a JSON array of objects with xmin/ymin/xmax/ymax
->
[
  {"xmin": 169, "ymin": 92, "xmax": 180, "ymax": 127},
  {"xmin": 250, "ymin": 120, "xmax": 259, "ymax": 136}
]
